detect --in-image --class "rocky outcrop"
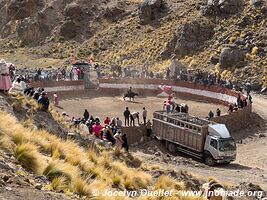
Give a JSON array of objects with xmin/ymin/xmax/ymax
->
[
  {"xmin": 7, "ymin": 0, "xmax": 44, "ymax": 20},
  {"xmin": 219, "ymin": 45, "xmax": 245, "ymax": 68},
  {"xmin": 59, "ymin": 20, "xmax": 79, "ymax": 39},
  {"xmin": 174, "ymin": 19, "xmax": 215, "ymax": 58},
  {"xmin": 139, "ymin": 0, "xmax": 164, "ymax": 24},
  {"xmin": 17, "ymin": 16, "xmax": 50, "ymax": 46},
  {"xmin": 104, "ymin": 6, "xmax": 125, "ymax": 22},
  {"xmin": 64, "ymin": 3, "xmax": 84, "ymax": 21},
  {"xmin": 203, "ymin": 0, "xmax": 243, "ymax": 15}
]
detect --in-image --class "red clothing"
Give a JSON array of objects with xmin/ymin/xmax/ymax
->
[
  {"xmin": 92, "ymin": 124, "xmax": 102, "ymax": 138},
  {"xmin": 104, "ymin": 118, "xmax": 111, "ymax": 125}
]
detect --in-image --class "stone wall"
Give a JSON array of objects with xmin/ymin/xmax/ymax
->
[{"xmin": 121, "ymin": 126, "xmax": 146, "ymax": 145}]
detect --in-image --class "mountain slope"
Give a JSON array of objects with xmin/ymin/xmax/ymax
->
[{"xmin": 0, "ymin": 0, "xmax": 266, "ymax": 88}]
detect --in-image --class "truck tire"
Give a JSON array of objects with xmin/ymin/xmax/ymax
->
[
  {"xmin": 205, "ymin": 156, "xmax": 216, "ymax": 166},
  {"xmin": 167, "ymin": 142, "xmax": 177, "ymax": 153}
]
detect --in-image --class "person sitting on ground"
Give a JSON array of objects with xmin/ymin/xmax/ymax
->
[
  {"xmin": 92, "ymin": 121, "xmax": 102, "ymax": 139},
  {"xmin": 104, "ymin": 116, "xmax": 111, "ymax": 125},
  {"xmin": 24, "ymin": 87, "xmax": 34, "ymax": 96},
  {"xmin": 121, "ymin": 133, "xmax": 129, "ymax": 152},
  {"xmin": 9, "ymin": 77, "xmax": 23, "ymax": 93},
  {"xmin": 110, "ymin": 117, "xmax": 117, "ymax": 126},
  {"xmin": 146, "ymin": 120, "xmax": 152, "ymax": 137},
  {"xmin": 130, "ymin": 112, "xmax": 139, "ymax": 126},
  {"xmin": 103, "ymin": 126, "xmax": 116, "ymax": 145},
  {"xmin": 216, "ymin": 108, "xmax": 221, "ymax": 117},
  {"xmin": 123, "ymin": 107, "xmax": 130, "ymax": 126},
  {"xmin": 89, "ymin": 115, "xmax": 94, "ymax": 122},
  {"xmin": 38, "ymin": 92, "xmax": 49, "ymax": 111},
  {"xmin": 33, "ymin": 88, "xmax": 44, "ymax": 101},
  {"xmin": 116, "ymin": 117, "xmax": 122, "ymax": 129},
  {"xmin": 114, "ymin": 131, "xmax": 123, "ymax": 150},
  {"xmin": 208, "ymin": 110, "xmax": 214, "ymax": 120}
]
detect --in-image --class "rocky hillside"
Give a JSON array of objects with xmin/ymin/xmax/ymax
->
[{"xmin": 0, "ymin": 0, "xmax": 266, "ymax": 88}]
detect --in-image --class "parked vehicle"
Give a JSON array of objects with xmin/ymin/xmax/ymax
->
[{"xmin": 152, "ymin": 111, "xmax": 236, "ymax": 166}]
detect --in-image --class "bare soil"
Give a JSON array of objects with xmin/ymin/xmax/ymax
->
[
  {"xmin": 56, "ymin": 92, "xmax": 227, "ymax": 121},
  {"xmin": 58, "ymin": 91, "xmax": 267, "ymax": 191}
]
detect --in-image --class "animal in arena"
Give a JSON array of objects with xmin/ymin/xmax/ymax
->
[{"xmin": 123, "ymin": 92, "xmax": 138, "ymax": 101}]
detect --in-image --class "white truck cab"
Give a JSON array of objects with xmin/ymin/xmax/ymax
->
[{"xmin": 204, "ymin": 124, "xmax": 236, "ymax": 166}]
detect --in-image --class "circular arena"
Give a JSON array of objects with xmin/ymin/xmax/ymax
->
[{"xmin": 30, "ymin": 77, "xmax": 253, "ymax": 134}]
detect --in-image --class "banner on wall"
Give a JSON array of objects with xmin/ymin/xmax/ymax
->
[{"xmin": 157, "ymin": 85, "xmax": 173, "ymax": 97}]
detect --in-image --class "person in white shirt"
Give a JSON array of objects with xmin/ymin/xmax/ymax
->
[
  {"xmin": 9, "ymin": 77, "xmax": 27, "ymax": 93},
  {"xmin": 130, "ymin": 112, "xmax": 139, "ymax": 126},
  {"xmin": 142, "ymin": 107, "xmax": 147, "ymax": 125}
]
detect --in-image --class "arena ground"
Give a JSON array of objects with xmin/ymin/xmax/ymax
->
[{"xmin": 56, "ymin": 91, "xmax": 227, "ymax": 121}]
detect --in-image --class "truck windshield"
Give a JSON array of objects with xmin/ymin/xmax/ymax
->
[{"xmin": 219, "ymin": 139, "xmax": 236, "ymax": 152}]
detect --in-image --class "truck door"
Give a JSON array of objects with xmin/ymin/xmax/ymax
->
[{"xmin": 208, "ymin": 138, "xmax": 218, "ymax": 159}]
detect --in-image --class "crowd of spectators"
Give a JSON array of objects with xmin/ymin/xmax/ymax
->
[{"xmin": 66, "ymin": 110, "xmax": 130, "ymax": 151}]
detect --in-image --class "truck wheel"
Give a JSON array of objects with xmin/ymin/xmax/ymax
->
[
  {"xmin": 167, "ymin": 142, "xmax": 177, "ymax": 153},
  {"xmin": 205, "ymin": 156, "xmax": 216, "ymax": 166}
]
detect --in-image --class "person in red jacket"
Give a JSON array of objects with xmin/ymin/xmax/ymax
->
[
  {"xmin": 104, "ymin": 117, "xmax": 111, "ymax": 125},
  {"xmin": 92, "ymin": 122, "xmax": 102, "ymax": 139}
]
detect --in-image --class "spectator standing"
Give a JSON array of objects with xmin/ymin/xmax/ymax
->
[
  {"xmin": 247, "ymin": 94, "xmax": 252, "ymax": 104},
  {"xmin": 142, "ymin": 107, "xmax": 147, "ymax": 125},
  {"xmin": 208, "ymin": 110, "xmax": 214, "ymax": 120},
  {"xmin": 216, "ymin": 108, "xmax": 221, "ymax": 117},
  {"xmin": 53, "ymin": 92, "xmax": 59, "ymax": 106},
  {"xmin": 123, "ymin": 107, "xmax": 130, "ymax": 126},
  {"xmin": 83, "ymin": 109, "xmax": 90, "ymax": 121},
  {"xmin": 146, "ymin": 120, "xmax": 152, "ymax": 137},
  {"xmin": 0, "ymin": 60, "xmax": 12, "ymax": 92},
  {"xmin": 121, "ymin": 134, "xmax": 129, "ymax": 152}
]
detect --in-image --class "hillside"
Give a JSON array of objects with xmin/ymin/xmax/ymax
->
[
  {"xmin": 0, "ymin": 90, "xmax": 266, "ymax": 199},
  {"xmin": 0, "ymin": 0, "xmax": 266, "ymax": 88}
]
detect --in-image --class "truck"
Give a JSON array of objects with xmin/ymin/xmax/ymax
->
[{"xmin": 152, "ymin": 111, "xmax": 236, "ymax": 166}]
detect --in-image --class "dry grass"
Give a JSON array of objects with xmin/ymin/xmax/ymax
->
[
  {"xmin": 0, "ymin": 104, "xmax": 213, "ymax": 198},
  {"xmin": 51, "ymin": 176, "xmax": 69, "ymax": 192},
  {"xmin": 14, "ymin": 142, "xmax": 43, "ymax": 173},
  {"xmin": 155, "ymin": 175, "xmax": 185, "ymax": 191}
]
